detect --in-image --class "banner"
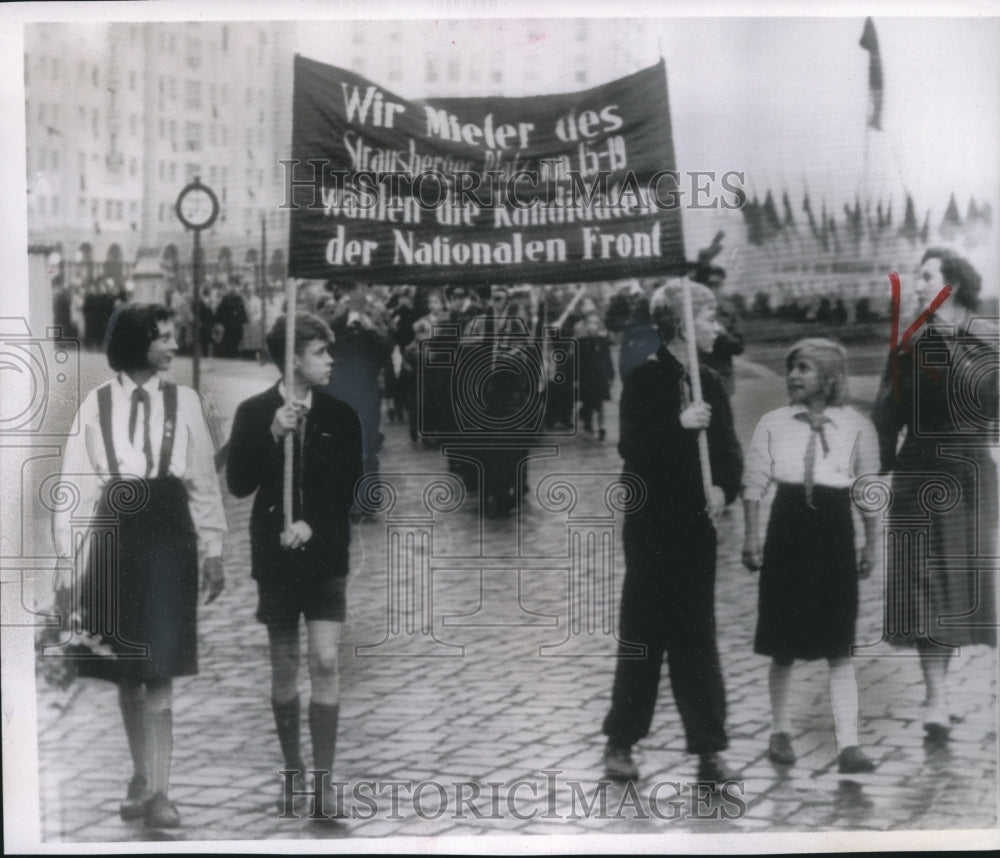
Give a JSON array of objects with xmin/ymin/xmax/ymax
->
[{"xmin": 287, "ymin": 55, "xmax": 689, "ymax": 285}]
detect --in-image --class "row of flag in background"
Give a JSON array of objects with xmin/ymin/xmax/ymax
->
[
  {"xmin": 734, "ymin": 18, "xmax": 992, "ymax": 258},
  {"xmin": 737, "ymin": 190, "xmax": 994, "ymax": 254}
]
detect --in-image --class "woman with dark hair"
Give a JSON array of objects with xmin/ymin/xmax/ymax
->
[
  {"xmin": 52, "ymin": 303, "xmax": 227, "ymax": 828},
  {"xmin": 872, "ymin": 248, "xmax": 998, "ymax": 742}
]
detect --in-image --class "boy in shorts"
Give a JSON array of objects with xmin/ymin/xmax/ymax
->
[{"xmin": 227, "ymin": 312, "xmax": 363, "ymax": 813}]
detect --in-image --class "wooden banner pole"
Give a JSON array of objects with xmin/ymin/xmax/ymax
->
[
  {"xmin": 680, "ymin": 278, "xmax": 714, "ymax": 512},
  {"xmin": 282, "ymin": 279, "xmax": 298, "ymax": 533}
]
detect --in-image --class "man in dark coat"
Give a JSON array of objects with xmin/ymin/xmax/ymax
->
[
  {"xmin": 321, "ymin": 283, "xmax": 393, "ymax": 487},
  {"xmin": 227, "ymin": 312, "xmax": 363, "ymax": 817},
  {"xmin": 616, "ymin": 285, "xmax": 661, "ymax": 386},
  {"xmin": 693, "ymin": 265, "xmax": 744, "ymax": 397},
  {"xmin": 601, "ymin": 279, "xmax": 743, "ymax": 786},
  {"xmin": 214, "ymin": 279, "xmax": 249, "ymax": 358}
]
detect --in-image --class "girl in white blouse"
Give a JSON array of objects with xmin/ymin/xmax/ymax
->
[
  {"xmin": 52, "ymin": 303, "xmax": 226, "ymax": 828},
  {"xmin": 741, "ymin": 338, "xmax": 880, "ymax": 774}
]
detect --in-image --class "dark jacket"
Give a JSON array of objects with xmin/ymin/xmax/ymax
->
[
  {"xmin": 872, "ymin": 333, "xmax": 999, "ymax": 473},
  {"xmin": 618, "ymin": 322, "xmax": 661, "ymax": 385},
  {"xmin": 619, "ymin": 345, "xmax": 742, "ymax": 522},
  {"xmin": 227, "ymin": 383, "xmax": 363, "ymax": 581},
  {"xmin": 578, "ymin": 334, "xmax": 615, "ymax": 403},
  {"xmin": 699, "ymin": 297, "xmax": 744, "ymax": 396}
]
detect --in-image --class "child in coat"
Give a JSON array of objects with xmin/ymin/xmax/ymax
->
[
  {"xmin": 227, "ymin": 313, "xmax": 363, "ymax": 817},
  {"xmin": 577, "ymin": 312, "xmax": 614, "ymax": 440},
  {"xmin": 742, "ymin": 338, "xmax": 879, "ymax": 774}
]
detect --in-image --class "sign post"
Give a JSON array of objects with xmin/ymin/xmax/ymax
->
[{"xmin": 175, "ymin": 177, "xmax": 220, "ymax": 391}]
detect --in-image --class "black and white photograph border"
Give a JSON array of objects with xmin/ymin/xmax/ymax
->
[{"xmin": 2, "ymin": 0, "xmax": 999, "ymax": 853}]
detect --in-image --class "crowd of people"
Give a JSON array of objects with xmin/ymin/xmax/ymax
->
[
  {"xmin": 52, "ymin": 274, "xmax": 280, "ymax": 359},
  {"xmin": 44, "ymin": 246, "xmax": 997, "ymax": 828}
]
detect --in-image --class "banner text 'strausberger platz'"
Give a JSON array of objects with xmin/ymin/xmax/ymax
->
[{"xmin": 286, "ymin": 56, "xmax": 742, "ymax": 285}]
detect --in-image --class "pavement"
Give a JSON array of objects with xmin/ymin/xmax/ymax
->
[{"xmin": 31, "ymin": 350, "xmax": 1000, "ymax": 846}]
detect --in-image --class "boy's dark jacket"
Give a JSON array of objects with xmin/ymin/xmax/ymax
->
[
  {"xmin": 619, "ymin": 345, "xmax": 743, "ymax": 520},
  {"xmin": 227, "ymin": 383, "xmax": 363, "ymax": 581}
]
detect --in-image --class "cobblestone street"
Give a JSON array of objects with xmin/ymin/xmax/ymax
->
[{"xmin": 32, "ymin": 353, "xmax": 999, "ymax": 846}]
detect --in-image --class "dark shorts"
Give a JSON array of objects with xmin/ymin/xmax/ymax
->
[{"xmin": 256, "ymin": 574, "xmax": 348, "ymax": 628}]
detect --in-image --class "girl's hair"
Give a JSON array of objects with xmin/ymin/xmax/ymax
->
[
  {"xmin": 648, "ymin": 279, "xmax": 716, "ymax": 343},
  {"xmin": 105, "ymin": 302, "xmax": 174, "ymax": 372},
  {"xmin": 785, "ymin": 337, "xmax": 849, "ymax": 406},
  {"xmin": 265, "ymin": 312, "xmax": 333, "ymax": 368}
]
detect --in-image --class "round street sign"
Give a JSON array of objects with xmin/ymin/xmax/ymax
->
[{"xmin": 175, "ymin": 178, "xmax": 220, "ymax": 230}]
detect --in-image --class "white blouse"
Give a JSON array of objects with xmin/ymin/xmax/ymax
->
[
  {"xmin": 742, "ymin": 404, "xmax": 880, "ymax": 502},
  {"xmin": 52, "ymin": 374, "xmax": 227, "ymax": 559}
]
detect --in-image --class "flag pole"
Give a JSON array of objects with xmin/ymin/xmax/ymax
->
[
  {"xmin": 680, "ymin": 278, "xmax": 714, "ymax": 512},
  {"xmin": 260, "ymin": 215, "xmax": 268, "ymax": 359},
  {"xmin": 282, "ymin": 278, "xmax": 298, "ymax": 533},
  {"xmin": 554, "ymin": 283, "xmax": 587, "ymax": 331}
]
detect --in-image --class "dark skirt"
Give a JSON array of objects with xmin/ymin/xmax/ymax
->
[
  {"xmin": 77, "ymin": 476, "xmax": 198, "ymax": 684},
  {"xmin": 884, "ymin": 446, "xmax": 998, "ymax": 649},
  {"xmin": 754, "ymin": 483, "xmax": 858, "ymax": 661}
]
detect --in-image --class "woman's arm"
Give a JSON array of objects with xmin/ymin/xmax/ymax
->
[
  {"xmin": 871, "ymin": 353, "xmax": 907, "ymax": 472},
  {"xmin": 181, "ymin": 388, "xmax": 227, "ymax": 558},
  {"xmin": 742, "ymin": 499, "xmax": 762, "ymax": 571},
  {"xmin": 51, "ymin": 391, "xmax": 102, "ymax": 563}
]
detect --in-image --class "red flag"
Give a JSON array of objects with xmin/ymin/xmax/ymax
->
[{"xmin": 859, "ymin": 17, "xmax": 883, "ymax": 130}]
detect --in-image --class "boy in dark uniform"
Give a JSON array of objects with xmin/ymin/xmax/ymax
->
[
  {"xmin": 227, "ymin": 313, "xmax": 363, "ymax": 814},
  {"xmin": 601, "ymin": 279, "xmax": 743, "ymax": 785}
]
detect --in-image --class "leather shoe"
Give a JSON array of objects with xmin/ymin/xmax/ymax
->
[
  {"xmin": 144, "ymin": 792, "xmax": 181, "ymax": 828},
  {"xmin": 767, "ymin": 732, "xmax": 796, "ymax": 765},
  {"xmin": 119, "ymin": 774, "xmax": 150, "ymax": 821},
  {"xmin": 697, "ymin": 753, "xmax": 741, "ymax": 785},
  {"xmin": 602, "ymin": 742, "xmax": 639, "ymax": 782},
  {"xmin": 921, "ymin": 702, "xmax": 951, "ymax": 739},
  {"xmin": 837, "ymin": 746, "xmax": 875, "ymax": 774},
  {"xmin": 923, "ymin": 720, "xmax": 951, "ymax": 743}
]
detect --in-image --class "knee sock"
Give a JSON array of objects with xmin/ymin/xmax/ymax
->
[
  {"xmin": 309, "ymin": 702, "xmax": 340, "ymax": 779},
  {"xmin": 769, "ymin": 660, "xmax": 793, "ymax": 734},
  {"xmin": 829, "ymin": 659, "xmax": 860, "ymax": 750},
  {"xmin": 118, "ymin": 685, "xmax": 148, "ymax": 782},
  {"xmin": 272, "ymin": 697, "xmax": 305, "ymax": 772}
]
